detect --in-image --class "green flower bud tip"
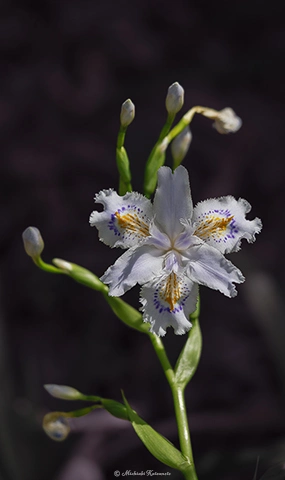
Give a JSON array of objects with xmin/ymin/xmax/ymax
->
[
  {"xmin": 44, "ymin": 384, "xmax": 82, "ymax": 400},
  {"xmin": 43, "ymin": 412, "xmax": 70, "ymax": 442},
  {"xmin": 22, "ymin": 226, "xmax": 44, "ymax": 258},
  {"xmin": 171, "ymin": 126, "xmax": 192, "ymax": 163},
  {"xmin": 52, "ymin": 258, "xmax": 72, "ymax": 272},
  {"xmin": 213, "ymin": 108, "xmax": 242, "ymax": 134},
  {"xmin": 165, "ymin": 82, "xmax": 184, "ymax": 114},
  {"xmin": 120, "ymin": 99, "xmax": 135, "ymax": 127},
  {"xmin": 158, "ymin": 137, "xmax": 169, "ymax": 154}
]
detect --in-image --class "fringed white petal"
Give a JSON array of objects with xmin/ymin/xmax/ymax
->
[
  {"xmin": 185, "ymin": 243, "xmax": 245, "ymax": 297},
  {"xmin": 140, "ymin": 273, "xmax": 198, "ymax": 336},
  {"xmin": 90, "ymin": 190, "xmax": 153, "ymax": 248},
  {"xmin": 101, "ymin": 245, "xmax": 164, "ymax": 296},
  {"xmin": 193, "ymin": 196, "xmax": 262, "ymax": 254}
]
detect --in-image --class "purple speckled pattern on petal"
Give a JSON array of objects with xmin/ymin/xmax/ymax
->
[
  {"xmin": 195, "ymin": 208, "xmax": 238, "ymax": 244},
  {"xmin": 193, "ymin": 196, "xmax": 261, "ymax": 254},
  {"xmin": 152, "ymin": 274, "xmax": 190, "ymax": 314},
  {"xmin": 108, "ymin": 205, "xmax": 147, "ymax": 237}
]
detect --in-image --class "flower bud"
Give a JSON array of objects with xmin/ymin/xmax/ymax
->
[
  {"xmin": 43, "ymin": 412, "xmax": 70, "ymax": 442},
  {"xmin": 116, "ymin": 146, "xmax": 132, "ymax": 184},
  {"xmin": 22, "ymin": 227, "xmax": 44, "ymax": 258},
  {"xmin": 52, "ymin": 259, "xmax": 72, "ymax": 273},
  {"xmin": 171, "ymin": 127, "xmax": 192, "ymax": 167},
  {"xmin": 120, "ymin": 99, "xmax": 135, "ymax": 127},
  {"xmin": 143, "ymin": 140, "xmax": 167, "ymax": 198},
  {"xmin": 165, "ymin": 82, "xmax": 184, "ymax": 114},
  {"xmin": 159, "ymin": 137, "xmax": 169, "ymax": 154},
  {"xmin": 44, "ymin": 384, "xmax": 82, "ymax": 400},
  {"xmin": 52, "ymin": 258, "xmax": 106, "ymax": 292},
  {"xmin": 102, "ymin": 399, "xmax": 129, "ymax": 420},
  {"xmin": 213, "ymin": 108, "xmax": 242, "ymax": 134}
]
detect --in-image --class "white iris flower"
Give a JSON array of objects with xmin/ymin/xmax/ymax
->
[{"xmin": 90, "ymin": 166, "xmax": 261, "ymax": 336}]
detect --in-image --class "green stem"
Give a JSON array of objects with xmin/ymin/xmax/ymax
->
[
  {"xmin": 117, "ymin": 125, "xmax": 126, "ymax": 149},
  {"xmin": 143, "ymin": 113, "xmax": 175, "ymax": 197},
  {"xmin": 165, "ymin": 107, "xmax": 197, "ymax": 144},
  {"xmin": 149, "ymin": 333, "xmax": 198, "ymax": 479},
  {"xmin": 143, "ymin": 106, "xmax": 218, "ymax": 196},
  {"xmin": 116, "ymin": 126, "xmax": 132, "ymax": 194},
  {"xmin": 158, "ymin": 112, "xmax": 175, "ymax": 141},
  {"xmin": 144, "ymin": 105, "xmax": 219, "ymax": 197},
  {"xmin": 34, "ymin": 257, "xmax": 63, "ymax": 274},
  {"xmin": 182, "ymin": 468, "xmax": 199, "ymax": 480},
  {"xmin": 148, "ymin": 333, "xmax": 174, "ymax": 386},
  {"xmin": 68, "ymin": 404, "xmax": 101, "ymax": 418},
  {"xmin": 172, "ymin": 386, "xmax": 197, "ymax": 479},
  {"xmin": 172, "ymin": 388, "xmax": 192, "ymax": 461},
  {"xmin": 166, "ymin": 105, "xmax": 219, "ymax": 144}
]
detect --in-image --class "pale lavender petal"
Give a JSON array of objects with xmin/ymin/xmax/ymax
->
[
  {"xmin": 193, "ymin": 196, "xmax": 262, "ymax": 254},
  {"xmin": 185, "ymin": 243, "xmax": 245, "ymax": 297},
  {"xmin": 140, "ymin": 273, "xmax": 198, "ymax": 336},
  {"xmin": 145, "ymin": 222, "xmax": 171, "ymax": 250},
  {"xmin": 174, "ymin": 221, "xmax": 197, "ymax": 250},
  {"xmin": 164, "ymin": 251, "xmax": 180, "ymax": 273},
  {"xmin": 101, "ymin": 245, "xmax": 164, "ymax": 296},
  {"xmin": 90, "ymin": 190, "xmax": 153, "ymax": 249},
  {"xmin": 153, "ymin": 166, "xmax": 193, "ymax": 239}
]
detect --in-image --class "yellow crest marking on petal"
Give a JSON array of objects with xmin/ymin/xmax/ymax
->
[
  {"xmin": 194, "ymin": 215, "xmax": 234, "ymax": 239},
  {"xmin": 160, "ymin": 272, "xmax": 181, "ymax": 311},
  {"xmin": 115, "ymin": 212, "xmax": 150, "ymax": 237}
]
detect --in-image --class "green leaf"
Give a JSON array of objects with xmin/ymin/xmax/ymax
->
[
  {"xmin": 122, "ymin": 392, "xmax": 191, "ymax": 472},
  {"xmin": 174, "ymin": 318, "xmax": 202, "ymax": 388}
]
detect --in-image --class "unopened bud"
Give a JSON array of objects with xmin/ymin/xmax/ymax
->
[
  {"xmin": 120, "ymin": 99, "xmax": 135, "ymax": 127},
  {"xmin": 52, "ymin": 258, "xmax": 106, "ymax": 292},
  {"xmin": 44, "ymin": 384, "xmax": 82, "ymax": 400},
  {"xmin": 102, "ymin": 399, "xmax": 129, "ymax": 420},
  {"xmin": 165, "ymin": 82, "xmax": 184, "ymax": 114},
  {"xmin": 22, "ymin": 227, "xmax": 44, "ymax": 258},
  {"xmin": 43, "ymin": 412, "xmax": 70, "ymax": 442},
  {"xmin": 159, "ymin": 137, "xmax": 169, "ymax": 154},
  {"xmin": 171, "ymin": 127, "xmax": 192, "ymax": 167},
  {"xmin": 52, "ymin": 259, "xmax": 72, "ymax": 273},
  {"xmin": 213, "ymin": 108, "xmax": 242, "ymax": 134}
]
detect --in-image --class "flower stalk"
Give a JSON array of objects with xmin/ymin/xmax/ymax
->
[
  {"xmin": 172, "ymin": 388, "xmax": 197, "ymax": 480},
  {"xmin": 144, "ymin": 104, "xmax": 241, "ymax": 196},
  {"xmin": 166, "ymin": 105, "xmax": 242, "ymax": 145},
  {"xmin": 116, "ymin": 99, "xmax": 134, "ymax": 195},
  {"xmin": 148, "ymin": 301, "xmax": 201, "ymax": 479},
  {"xmin": 148, "ymin": 334, "xmax": 174, "ymax": 386},
  {"xmin": 143, "ymin": 82, "xmax": 184, "ymax": 197}
]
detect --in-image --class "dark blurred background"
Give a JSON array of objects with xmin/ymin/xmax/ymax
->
[{"xmin": 0, "ymin": 0, "xmax": 285, "ymax": 479}]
